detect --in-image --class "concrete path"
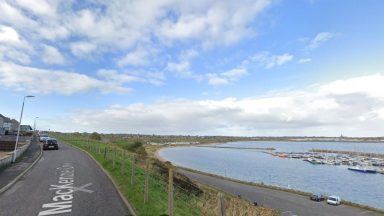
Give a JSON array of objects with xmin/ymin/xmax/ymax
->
[
  {"xmin": 178, "ymin": 169, "xmax": 382, "ymax": 216},
  {"xmin": 0, "ymin": 137, "xmax": 40, "ymax": 190},
  {"xmin": 0, "ymin": 141, "xmax": 130, "ymax": 216}
]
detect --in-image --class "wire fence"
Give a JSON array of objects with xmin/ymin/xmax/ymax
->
[{"xmin": 51, "ymin": 133, "xmax": 277, "ymax": 216}]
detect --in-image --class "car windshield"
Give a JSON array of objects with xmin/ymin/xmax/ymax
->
[
  {"xmin": 329, "ymin": 197, "xmax": 337, "ymax": 201},
  {"xmin": 47, "ymin": 140, "xmax": 57, "ymax": 144}
]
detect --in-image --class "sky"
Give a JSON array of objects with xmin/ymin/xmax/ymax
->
[{"xmin": 1, "ymin": 0, "xmax": 384, "ymax": 136}]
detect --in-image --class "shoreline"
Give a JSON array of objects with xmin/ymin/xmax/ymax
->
[{"xmin": 154, "ymin": 146, "xmax": 384, "ymax": 214}]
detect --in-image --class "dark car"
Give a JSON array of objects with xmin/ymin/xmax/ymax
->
[
  {"xmin": 310, "ymin": 194, "xmax": 325, "ymax": 202},
  {"xmin": 43, "ymin": 139, "xmax": 59, "ymax": 150}
]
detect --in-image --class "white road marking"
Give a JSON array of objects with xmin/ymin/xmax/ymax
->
[
  {"xmin": 38, "ymin": 163, "xmax": 94, "ymax": 215},
  {"xmin": 73, "ymin": 183, "xmax": 94, "ymax": 194},
  {"xmin": 38, "ymin": 163, "xmax": 75, "ymax": 216}
]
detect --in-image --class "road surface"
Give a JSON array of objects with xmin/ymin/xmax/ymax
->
[
  {"xmin": 0, "ymin": 141, "xmax": 130, "ymax": 216},
  {"xmin": 178, "ymin": 169, "xmax": 381, "ymax": 216}
]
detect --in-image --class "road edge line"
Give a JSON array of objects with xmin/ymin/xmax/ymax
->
[
  {"xmin": 66, "ymin": 142, "xmax": 137, "ymax": 216},
  {"xmin": 0, "ymin": 141, "xmax": 43, "ymax": 194}
]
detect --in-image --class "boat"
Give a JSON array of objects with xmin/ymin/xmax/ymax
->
[
  {"xmin": 307, "ymin": 158, "xmax": 323, "ymax": 165},
  {"xmin": 348, "ymin": 166, "xmax": 377, "ymax": 174}
]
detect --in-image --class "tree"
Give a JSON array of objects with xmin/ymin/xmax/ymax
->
[{"xmin": 90, "ymin": 132, "xmax": 102, "ymax": 140}]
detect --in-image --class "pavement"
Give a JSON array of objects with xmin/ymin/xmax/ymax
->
[
  {"xmin": 0, "ymin": 141, "xmax": 130, "ymax": 216},
  {"xmin": 0, "ymin": 136, "xmax": 40, "ymax": 189},
  {"xmin": 177, "ymin": 169, "xmax": 382, "ymax": 216}
]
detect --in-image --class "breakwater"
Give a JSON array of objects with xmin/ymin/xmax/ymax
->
[
  {"xmin": 310, "ymin": 149, "xmax": 384, "ymax": 158},
  {"xmin": 197, "ymin": 146, "xmax": 276, "ymax": 151}
]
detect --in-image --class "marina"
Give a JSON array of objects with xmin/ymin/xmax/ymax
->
[
  {"xmin": 159, "ymin": 140, "xmax": 384, "ymax": 210},
  {"xmin": 268, "ymin": 151, "xmax": 384, "ymax": 174}
]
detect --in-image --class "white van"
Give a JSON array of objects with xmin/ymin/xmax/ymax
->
[
  {"xmin": 327, "ymin": 196, "xmax": 341, "ymax": 205},
  {"xmin": 39, "ymin": 134, "xmax": 49, "ymax": 142}
]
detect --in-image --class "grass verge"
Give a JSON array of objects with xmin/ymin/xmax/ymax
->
[{"xmin": 52, "ymin": 132, "xmax": 278, "ymax": 216}]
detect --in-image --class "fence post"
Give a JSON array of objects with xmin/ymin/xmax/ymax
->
[
  {"xmin": 112, "ymin": 147, "xmax": 116, "ymax": 168},
  {"xmin": 218, "ymin": 192, "xmax": 226, "ymax": 216},
  {"xmin": 130, "ymin": 154, "xmax": 135, "ymax": 185},
  {"xmin": 168, "ymin": 166, "xmax": 174, "ymax": 216},
  {"xmin": 144, "ymin": 159, "xmax": 149, "ymax": 203},
  {"xmin": 104, "ymin": 146, "xmax": 107, "ymax": 159},
  {"xmin": 121, "ymin": 150, "xmax": 125, "ymax": 175}
]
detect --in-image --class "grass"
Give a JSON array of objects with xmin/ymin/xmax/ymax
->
[
  {"xmin": 52, "ymin": 133, "xmax": 203, "ymax": 215},
  {"xmin": 51, "ymin": 132, "xmax": 278, "ymax": 216}
]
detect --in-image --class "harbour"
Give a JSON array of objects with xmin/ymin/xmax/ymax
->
[
  {"xmin": 267, "ymin": 150, "xmax": 384, "ymax": 174},
  {"xmin": 159, "ymin": 140, "xmax": 384, "ymax": 210}
]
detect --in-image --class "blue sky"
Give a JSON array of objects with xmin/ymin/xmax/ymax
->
[{"xmin": 1, "ymin": 0, "xmax": 384, "ymax": 136}]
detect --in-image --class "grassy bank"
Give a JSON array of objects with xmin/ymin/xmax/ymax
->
[{"xmin": 52, "ymin": 132, "xmax": 277, "ymax": 216}]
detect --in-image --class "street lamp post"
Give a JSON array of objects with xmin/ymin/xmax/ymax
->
[
  {"xmin": 12, "ymin": 95, "xmax": 35, "ymax": 163},
  {"xmin": 33, "ymin": 117, "xmax": 39, "ymax": 132}
]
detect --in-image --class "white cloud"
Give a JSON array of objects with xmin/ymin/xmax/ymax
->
[
  {"xmin": 146, "ymin": 72, "xmax": 166, "ymax": 86},
  {"xmin": 0, "ymin": 1, "xmax": 37, "ymax": 28},
  {"xmin": 69, "ymin": 41, "xmax": 97, "ymax": 58},
  {"xmin": 252, "ymin": 52, "xmax": 294, "ymax": 69},
  {"xmin": 97, "ymin": 69, "xmax": 166, "ymax": 86},
  {"xmin": 41, "ymin": 45, "xmax": 66, "ymax": 65},
  {"xmin": 14, "ymin": 0, "xmax": 57, "ymax": 17},
  {"xmin": 1, "ymin": 0, "xmax": 274, "ymax": 56},
  {"xmin": 63, "ymin": 74, "xmax": 384, "ymax": 136},
  {"xmin": 97, "ymin": 69, "xmax": 142, "ymax": 83},
  {"xmin": 166, "ymin": 49, "xmax": 201, "ymax": 79},
  {"xmin": 167, "ymin": 61, "xmax": 191, "ymax": 76},
  {"xmin": 306, "ymin": 32, "xmax": 336, "ymax": 50},
  {"xmin": 0, "ymin": 25, "xmax": 32, "ymax": 64},
  {"xmin": 158, "ymin": 0, "xmax": 272, "ymax": 46},
  {"xmin": 117, "ymin": 46, "xmax": 153, "ymax": 67},
  {"xmin": 207, "ymin": 67, "xmax": 248, "ymax": 86},
  {"xmin": 0, "ymin": 0, "xmax": 275, "ymax": 91},
  {"xmin": 298, "ymin": 58, "xmax": 312, "ymax": 64},
  {"xmin": 0, "ymin": 25, "xmax": 26, "ymax": 47},
  {"xmin": 0, "ymin": 61, "xmax": 130, "ymax": 95}
]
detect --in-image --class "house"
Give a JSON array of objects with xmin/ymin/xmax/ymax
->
[
  {"xmin": 20, "ymin": 125, "xmax": 33, "ymax": 135},
  {"xmin": 0, "ymin": 114, "xmax": 9, "ymax": 135},
  {"xmin": 0, "ymin": 114, "xmax": 19, "ymax": 135}
]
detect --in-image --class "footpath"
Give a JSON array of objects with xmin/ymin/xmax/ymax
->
[{"xmin": 0, "ymin": 137, "xmax": 41, "ymax": 192}]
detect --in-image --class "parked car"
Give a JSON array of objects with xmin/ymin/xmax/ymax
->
[
  {"xmin": 39, "ymin": 134, "xmax": 49, "ymax": 142},
  {"xmin": 327, "ymin": 196, "xmax": 341, "ymax": 205},
  {"xmin": 43, "ymin": 138, "xmax": 59, "ymax": 150},
  {"xmin": 310, "ymin": 193, "xmax": 325, "ymax": 202}
]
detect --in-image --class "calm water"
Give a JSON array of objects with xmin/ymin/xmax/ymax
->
[{"xmin": 159, "ymin": 141, "xmax": 384, "ymax": 210}]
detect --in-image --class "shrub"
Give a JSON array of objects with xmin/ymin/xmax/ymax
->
[{"xmin": 90, "ymin": 132, "xmax": 102, "ymax": 140}]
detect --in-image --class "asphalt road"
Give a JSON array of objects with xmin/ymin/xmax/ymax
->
[
  {"xmin": 0, "ymin": 141, "xmax": 130, "ymax": 216},
  {"xmin": 178, "ymin": 169, "xmax": 381, "ymax": 216}
]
